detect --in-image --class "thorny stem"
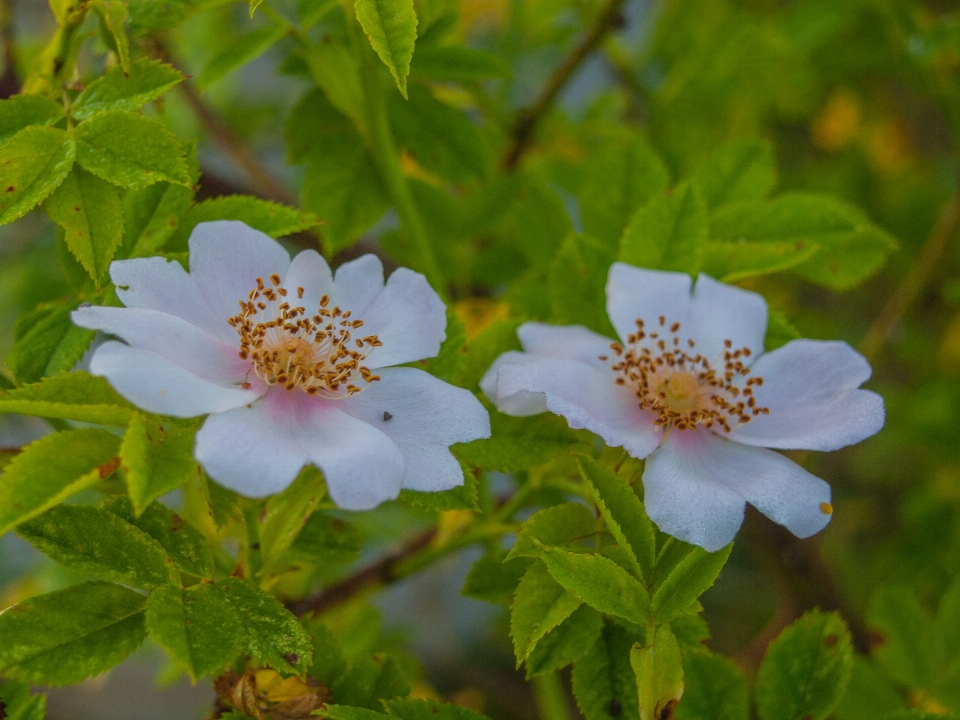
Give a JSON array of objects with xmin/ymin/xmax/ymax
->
[{"xmin": 501, "ymin": 0, "xmax": 627, "ymax": 170}]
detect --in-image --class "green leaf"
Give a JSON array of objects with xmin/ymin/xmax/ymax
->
[
  {"xmin": 0, "ymin": 428, "xmax": 121, "ymax": 537},
  {"xmin": 755, "ymin": 609, "xmax": 853, "ymax": 720},
  {"xmin": 630, "ymin": 624, "xmax": 684, "ymax": 720},
  {"xmin": 355, "ymin": 0, "xmax": 418, "ymax": 98},
  {"xmin": 710, "ymin": 194, "xmax": 897, "ymax": 290},
  {"xmin": 303, "ymin": 41, "xmax": 365, "ymax": 130},
  {"xmin": 121, "ymin": 180, "xmax": 195, "ymax": 257},
  {"xmin": 386, "ymin": 698, "xmax": 493, "ymax": 720},
  {"xmin": 0, "ymin": 581, "xmax": 147, "ymax": 685},
  {"xmin": 7, "ymin": 304, "xmax": 74, "ymax": 384},
  {"xmin": 462, "ymin": 550, "xmax": 531, "ymax": 606},
  {"xmin": 410, "ymin": 46, "xmax": 510, "ymax": 82},
  {"xmin": 691, "ymin": 138, "xmax": 777, "ymax": 209},
  {"xmin": 539, "ymin": 546, "xmax": 650, "ymax": 625},
  {"xmin": 197, "ymin": 24, "xmax": 288, "ymax": 90},
  {"xmin": 0, "ymin": 95, "xmax": 65, "ymax": 143},
  {"xmin": 549, "ymin": 233, "xmax": 617, "ymax": 335},
  {"xmin": 93, "ymin": 0, "xmax": 131, "ymax": 73},
  {"xmin": 880, "ymin": 712, "xmax": 960, "ymax": 720},
  {"xmin": 765, "ymin": 311, "xmax": 800, "ymax": 351},
  {"xmin": 525, "ymin": 604, "xmax": 603, "ymax": 678},
  {"xmin": 572, "ymin": 622, "xmax": 642, "ymax": 720},
  {"xmin": 74, "ymin": 110, "xmax": 191, "ymax": 189},
  {"xmin": 0, "ymin": 681, "xmax": 47, "ymax": 720},
  {"xmin": 578, "ymin": 456, "xmax": 656, "ymax": 584},
  {"xmin": 620, "ymin": 182, "xmax": 707, "ymax": 274},
  {"xmin": 454, "ymin": 412, "xmax": 583, "ymax": 472},
  {"xmin": 937, "ymin": 576, "xmax": 960, "ymax": 661},
  {"xmin": 332, "ymin": 655, "xmax": 410, "ymax": 708},
  {"xmin": 674, "ymin": 648, "xmax": 749, "ymax": 720},
  {"xmin": 510, "ymin": 561, "xmax": 583, "ymax": 664},
  {"xmin": 100, "ymin": 496, "xmax": 215, "ymax": 579},
  {"xmin": 43, "ymin": 166, "xmax": 124, "ymax": 284},
  {"xmin": 700, "ymin": 240, "xmax": 819, "ymax": 283},
  {"xmin": 145, "ymin": 584, "xmax": 243, "ymax": 680},
  {"xmin": 73, "ymin": 58, "xmax": 183, "ymax": 121},
  {"xmin": 128, "ymin": 0, "xmax": 194, "ymax": 34},
  {"xmin": 832, "ymin": 657, "xmax": 904, "ymax": 720},
  {"xmin": 0, "ymin": 371, "xmax": 135, "ymax": 425},
  {"xmin": 579, "ymin": 135, "xmax": 670, "ymax": 250},
  {"xmin": 397, "ymin": 468, "xmax": 479, "ymax": 512},
  {"xmin": 651, "ymin": 543, "xmax": 732, "ymax": 624},
  {"xmin": 451, "ymin": 317, "xmax": 523, "ymax": 391},
  {"xmin": 217, "ymin": 577, "xmax": 313, "ymax": 674},
  {"xmin": 306, "ymin": 618, "xmax": 347, "ymax": 684},
  {"xmin": 16, "ymin": 504, "xmax": 176, "ymax": 589},
  {"xmin": 290, "ymin": 511, "xmax": 364, "ymax": 566},
  {"xmin": 120, "ymin": 412, "xmax": 200, "ymax": 515},
  {"xmin": 0, "ymin": 126, "xmax": 75, "ymax": 225},
  {"xmin": 866, "ymin": 587, "xmax": 941, "ymax": 689},
  {"xmin": 258, "ymin": 466, "xmax": 326, "ymax": 574},
  {"xmin": 506, "ymin": 502, "xmax": 597, "ymax": 561}
]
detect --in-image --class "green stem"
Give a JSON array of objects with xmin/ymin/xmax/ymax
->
[
  {"xmin": 532, "ymin": 673, "xmax": 572, "ymax": 720},
  {"xmin": 242, "ymin": 502, "xmax": 262, "ymax": 579}
]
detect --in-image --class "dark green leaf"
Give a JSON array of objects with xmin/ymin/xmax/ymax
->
[
  {"xmin": 651, "ymin": 543, "xmax": 732, "ymax": 624},
  {"xmin": 461, "ymin": 550, "xmax": 531, "ymax": 606},
  {"xmin": 691, "ymin": 138, "xmax": 777, "ymax": 209},
  {"xmin": 197, "ymin": 25, "xmax": 288, "ymax": 90},
  {"xmin": 832, "ymin": 657, "xmax": 904, "ymax": 720},
  {"xmin": 290, "ymin": 512, "xmax": 364, "ymax": 566},
  {"xmin": 121, "ymin": 181, "xmax": 195, "ymax": 257},
  {"xmin": 675, "ymin": 648, "xmax": 749, "ymax": 720},
  {"xmin": 619, "ymin": 182, "xmax": 707, "ymax": 274},
  {"xmin": 572, "ymin": 622, "xmax": 642, "ymax": 720},
  {"xmin": 72, "ymin": 58, "xmax": 183, "ymax": 121},
  {"xmin": 451, "ymin": 317, "xmax": 523, "ymax": 391},
  {"xmin": 355, "ymin": 0, "xmax": 418, "ymax": 97},
  {"xmin": 866, "ymin": 587, "xmax": 941, "ymax": 690},
  {"xmin": 549, "ymin": 233, "xmax": 617, "ymax": 335},
  {"xmin": 0, "ymin": 126, "xmax": 75, "ymax": 225},
  {"xmin": 454, "ymin": 412, "xmax": 584, "ymax": 472},
  {"xmin": 259, "ymin": 466, "xmax": 326, "ymax": 574},
  {"xmin": 765, "ymin": 311, "xmax": 800, "ymax": 352},
  {"xmin": 128, "ymin": 0, "xmax": 195, "ymax": 33},
  {"xmin": 0, "ymin": 371, "xmax": 135, "ymax": 426},
  {"xmin": 0, "ymin": 681, "xmax": 47, "ymax": 720},
  {"xmin": 506, "ymin": 502, "xmax": 597, "ymax": 560},
  {"xmin": 120, "ymin": 412, "xmax": 201, "ymax": 515},
  {"xmin": 387, "ymin": 698, "xmax": 493, "ymax": 720},
  {"xmin": 525, "ymin": 604, "xmax": 603, "ymax": 678},
  {"xmin": 700, "ymin": 240, "xmax": 819, "ymax": 283},
  {"xmin": 306, "ymin": 619, "xmax": 347, "ymax": 685},
  {"xmin": 0, "ymin": 95, "xmax": 64, "ymax": 143},
  {"xmin": 410, "ymin": 46, "xmax": 510, "ymax": 82},
  {"xmin": 332, "ymin": 655, "xmax": 410, "ymax": 708},
  {"xmin": 510, "ymin": 561, "xmax": 583, "ymax": 664}
]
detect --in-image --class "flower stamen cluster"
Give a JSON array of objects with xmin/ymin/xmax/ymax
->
[
  {"xmin": 229, "ymin": 274, "xmax": 382, "ymax": 398},
  {"xmin": 602, "ymin": 316, "xmax": 769, "ymax": 432}
]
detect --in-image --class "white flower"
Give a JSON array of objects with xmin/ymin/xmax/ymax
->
[
  {"xmin": 73, "ymin": 221, "xmax": 490, "ymax": 510},
  {"xmin": 481, "ymin": 263, "xmax": 884, "ymax": 551}
]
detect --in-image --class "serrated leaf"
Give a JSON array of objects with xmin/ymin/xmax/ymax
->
[
  {"xmin": 121, "ymin": 180, "xmax": 195, "ymax": 257},
  {"xmin": 127, "ymin": 0, "xmax": 194, "ymax": 34},
  {"xmin": 651, "ymin": 543, "xmax": 732, "ymax": 624},
  {"xmin": 525, "ymin": 604, "xmax": 603, "ymax": 678},
  {"xmin": 540, "ymin": 546, "xmax": 650, "ymax": 625},
  {"xmin": 217, "ymin": 577, "xmax": 313, "ymax": 674},
  {"xmin": 0, "ymin": 371, "xmax": 135, "ymax": 425},
  {"xmin": 454, "ymin": 412, "xmax": 583, "ymax": 472},
  {"xmin": 16, "ymin": 504, "xmax": 176, "ymax": 589},
  {"xmin": 691, "ymin": 138, "xmax": 777, "ymax": 209},
  {"xmin": 120, "ymin": 412, "xmax": 200, "ymax": 515},
  {"xmin": 620, "ymin": 182, "xmax": 707, "ymax": 274},
  {"xmin": 387, "ymin": 698, "xmax": 493, "ymax": 720},
  {"xmin": 146, "ymin": 583, "xmax": 243, "ymax": 680},
  {"xmin": 332, "ymin": 655, "xmax": 410, "ymax": 708},
  {"xmin": 44, "ymin": 166, "xmax": 124, "ymax": 284},
  {"xmin": 303, "ymin": 41, "xmax": 365, "ymax": 130},
  {"xmin": 322, "ymin": 707, "xmax": 391, "ymax": 720},
  {"xmin": 549, "ymin": 233, "xmax": 617, "ymax": 336},
  {"xmin": 572, "ymin": 623, "xmax": 642, "ymax": 720},
  {"xmin": 510, "ymin": 561, "xmax": 583, "ymax": 664},
  {"xmin": 0, "ymin": 428, "xmax": 121, "ymax": 536},
  {"xmin": 630, "ymin": 624, "xmax": 684, "ymax": 720},
  {"xmin": 7, "ymin": 304, "xmax": 77, "ymax": 384},
  {"xmin": 700, "ymin": 240, "xmax": 819, "ymax": 283},
  {"xmin": 410, "ymin": 45, "xmax": 510, "ymax": 82},
  {"xmin": 290, "ymin": 511, "xmax": 364, "ymax": 566},
  {"xmin": 74, "ymin": 110, "xmax": 191, "ymax": 189},
  {"xmin": 461, "ymin": 550, "xmax": 531, "ymax": 606},
  {"xmin": 452, "ymin": 316, "xmax": 523, "ymax": 391},
  {"xmin": 0, "ymin": 581, "xmax": 147, "ymax": 686},
  {"xmin": 355, "ymin": 0, "xmax": 418, "ymax": 97},
  {"xmin": 755, "ymin": 609, "xmax": 853, "ymax": 720},
  {"xmin": 578, "ymin": 456, "xmax": 656, "ymax": 584},
  {"xmin": 832, "ymin": 657, "xmax": 904, "ymax": 720},
  {"xmin": 93, "ymin": 0, "xmax": 131, "ymax": 73},
  {"xmin": 198, "ymin": 24, "xmax": 288, "ymax": 90},
  {"xmin": 0, "ymin": 680, "xmax": 47, "ymax": 720},
  {"xmin": 0, "ymin": 125, "xmax": 75, "ymax": 225},
  {"xmin": 398, "ymin": 466, "xmax": 479, "ymax": 511},
  {"xmin": 866, "ymin": 587, "xmax": 941, "ymax": 689},
  {"xmin": 506, "ymin": 502, "xmax": 597, "ymax": 561},
  {"xmin": 765, "ymin": 311, "xmax": 800, "ymax": 352},
  {"xmin": 674, "ymin": 648, "xmax": 749, "ymax": 720},
  {"xmin": 259, "ymin": 466, "xmax": 325, "ymax": 574},
  {"xmin": 73, "ymin": 58, "xmax": 183, "ymax": 121},
  {"xmin": 0, "ymin": 95, "xmax": 65, "ymax": 143}
]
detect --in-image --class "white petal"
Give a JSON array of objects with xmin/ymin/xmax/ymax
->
[
  {"xmin": 334, "ymin": 254, "xmax": 384, "ymax": 315},
  {"xmin": 109, "ymin": 257, "xmax": 233, "ymax": 343},
  {"xmin": 480, "ymin": 351, "xmax": 548, "ymax": 416},
  {"xmin": 517, "ymin": 322, "xmax": 615, "ymax": 372},
  {"xmin": 283, "ymin": 249, "xmax": 334, "ymax": 314},
  {"xmin": 689, "ymin": 273, "xmax": 767, "ymax": 361},
  {"xmin": 726, "ymin": 339, "xmax": 885, "ymax": 451},
  {"xmin": 188, "ymin": 221, "xmax": 291, "ymax": 329},
  {"xmin": 340, "ymin": 367, "xmax": 490, "ymax": 492},
  {"xmin": 72, "ymin": 306, "xmax": 247, "ymax": 384},
  {"xmin": 495, "ymin": 356, "xmax": 661, "ymax": 459},
  {"xmin": 195, "ymin": 388, "xmax": 405, "ymax": 508},
  {"xmin": 361, "ymin": 268, "xmax": 446, "ymax": 368},
  {"xmin": 89, "ymin": 341, "xmax": 260, "ymax": 417},
  {"xmin": 606, "ymin": 263, "xmax": 692, "ymax": 344}
]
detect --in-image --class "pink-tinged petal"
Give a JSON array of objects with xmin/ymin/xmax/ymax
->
[
  {"xmin": 89, "ymin": 341, "xmax": 261, "ymax": 417},
  {"xmin": 606, "ymin": 263, "xmax": 693, "ymax": 345},
  {"xmin": 726, "ymin": 339, "xmax": 885, "ymax": 451},
  {"xmin": 341, "ymin": 367, "xmax": 490, "ymax": 492},
  {"xmin": 480, "ymin": 351, "xmax": 548, "ymax": 416},
  {"xmin": 689, "ymin": 273, "xmax": 767, "ymax": 361},
  {"xmin": 109, "ymin": 257, "xmax": 234, "ymax": 343},
  {"xmin": 517, "ymin": 322, "xmax": 615, "ymax": 372},
  {"xmin": 283, "ymin": 249, "xmax": 334, "ymax": 314},
  {"xmin": 334, "ymin": 254, "xmax": 384, "ymax": 315},
  {"xmin": 495, "ymin": 356, "xmax": 661, "ymax": 459},
  {"xmin": 188, "ymin": 221, "xmax": 291, "ymax": 329},
  {"xmin": 72, "ymin": 306, "xmax": 248, "ymax": 384},
  {"xmin": 362, "ymin": 268, "xmax": 446, "ymax": 368},
  {"xmin": 196, "ymin": 388, "xmax": 405, "ymax": 508}
]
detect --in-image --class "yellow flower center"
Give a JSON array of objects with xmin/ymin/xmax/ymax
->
[{"xmin": 229, "ymin": 274, "xmax": 382, "ymax": 398}]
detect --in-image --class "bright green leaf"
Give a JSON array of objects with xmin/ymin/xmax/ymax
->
[
  {"xmin": 700, "ymin": 240, "xmax": 819, "ymax": 283},
  {"xmin": 6, "ymin": 304, "xmax": 79, "ymax": 384},
  {"xmin": 0, "ymin": 125, "xmax": 75, "ymax": 225},
  {"xmin": 572, "ymin": 622, "xmax": 642, "ymax": 720},
  {"xmin": 675, "ymin": 647, "xmax": 749, "ymax": 720},
  {"xmin": 866, "ymin": 587, "xmax": 941, "ymax": 690},
  {"xmin": 120, "ymin": 412, "xmax": 200, "ymax": 515},
  {"xmin": 0, "ymin": 371, "xmax": 135, "ymax": 426},
  {"xmin": 303, "ymin": 41, "xmax": 365, "ymax": 130},
  {"xmin": 525, "ymin": 604, "xmax": 603, "ymax": 678},
  {"xmin": 549, "ymin": 233, "xmax": 617, "ymax": 336},
  {"xmin": 121, "ymin": 180, "xmax": 195, "ymax": 257},
  {"xmin": 259, "ymin": 466, "xmax": 326, "ymax": 574},
  {"xmin": 691, "ymin": 138, "xmax": 777, "ymax": 209},
  {"xmin": 630, "ymin": 624, "xmax": 684, "ymax": 720},
  {"xmin": 0, "ymin": 680, "xmax": 47, "ymax": 720},
  {"xmin": 506, "ymin": 502, "xmax": 597, "ymax": 561},
  {"xmin": 451, "ymin": 317, "xmax": 522, "ymax": 391},
  {"xmin": 0, "ymin": 95, "xmax": 64, "ymax": 143},
  {"xmin": 620, "ymin": 182, "xmax": 707, "ymax": 274},
  {"xmin": 93, "ymin": 0, "xmax": 131, "ymax": 73},
  {"xmin": 198, "ymin": 24, "xmax": 288, "ymax": 90},
  {"xmin": 410, "ymin": 46, "xmax": 510, "ymax": 82},
  {"xmin": 832, "ymin": 657, "xmax": 904, "ymax": 720},
  {"xmin": 290, "ymin": 511, "xmax": 364, "ymax": 566},
  {"xmin": 454, "ymin": 412, "xmax": 584, "ymax": 472},
  {"xmin": 461, "ymin": 550, "xmax": 531, "ymax": 606},
  {"xmin": 73, "ymin": 58, "xmax": 183, "ymax": 121},
  {"xmin": 355, "ymin": 0, "xmax": 418, "ymax": 97},
  {"xmin": 651, "ymin": 543, "xmax": 732, "ymax": 624},
  {"xmin": 387, "ymin": 698, "xmax": 493, "ymax": 720},
  {"xmin": 510, "ymin": 561, "xmax": 583, "ymax": 664}
]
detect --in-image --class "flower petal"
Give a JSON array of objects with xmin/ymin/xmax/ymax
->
[
  {"xmin": 341, "ymin": 367, "xmax": 490, "ymax": 492},
  {"xmin": 195, "ymin": 388, "xmax": 405, "ymax": 508},
  {"xmin": 283, "ymin": 249, "xmax": 334, "ymax": 314},
  {"xmin": 88, "ymin": 341, "xmax": 260, "ymax": 417},
  {"xmin": 72, "ymin": 306, "xmax": 247, "ymax": 384},
  {"xmin": 480, "ymin": 351, "xmax": 548, "ymax": 416},
  {"xmin": 494, "ymin": 356, "xmax": 661, "ymax": 458},
  {"xmin": 726, "ymin": 339, "xmax": 885, "ymax": 451},
  {"xmin": 362, "ymin": 268, "xmax": 447, "ymax": 368},
  {"xmin": 188, "ymin": 221, "xmax": 291, "ymax": 328},
  {"xmin": 517, "ymin": 322, "xmax": 615, "ymax": 372},
  {"xmin": 334, "ymin": 254, "xmax": 384, "ymax": 315},
  {"xmin": 689, "ymin": 273, "xmax": 767, "ymax": 361},
  {"xmin": 606, "ymin": 263, "xmax": 692, "ymax": 344}
]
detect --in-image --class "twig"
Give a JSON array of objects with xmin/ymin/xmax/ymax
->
[
  {"xmin": 0, "ymin": 0, "xmax": 20, "ymax": 98},
  {"xmin": 501, "ymin": 0, "xmax": 627, "ymax": 170},
  {"xmin": 859, "ymin": 192, "xmax": 960, "ymax": 362}
]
